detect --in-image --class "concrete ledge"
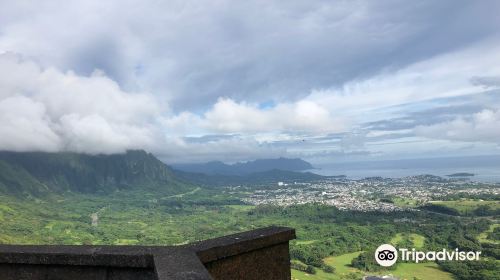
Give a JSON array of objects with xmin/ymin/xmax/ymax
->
[
  {"xmin": 0, "ymin": 245, "xmax": 157, "ymax": 267},
  {"xmin": 191, "ymin": 226, "xmax": 295, "ymax": 263},
  {"xmin": 0, "ymin": 226, "xmax": 295, "ymax": 280}
]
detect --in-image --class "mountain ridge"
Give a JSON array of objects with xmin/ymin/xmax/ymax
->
[
  {"xmin": 172, "ymin": 157, "xmax": 314, "ymax": 176},
  {"xmin": 173, "ymin": 168, "xmax": 324, "ymax": 187},
  {"xmin": 0, "ymin": 150, "xmax": 192, "ymax": 197}
]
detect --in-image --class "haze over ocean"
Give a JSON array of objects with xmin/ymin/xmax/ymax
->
[{"xmin": 313, "ymin": 155, "xmax": 500, "ymax": 182}]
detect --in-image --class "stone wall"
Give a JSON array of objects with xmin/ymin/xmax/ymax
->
[{"xmin": 0, "ymin": 226, "xmax": 295, "ymax": 280}]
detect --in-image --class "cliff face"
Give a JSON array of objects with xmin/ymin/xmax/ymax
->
[{"xmin": 0, "ymin": 150, "xmax": 191, "ymax": 196}]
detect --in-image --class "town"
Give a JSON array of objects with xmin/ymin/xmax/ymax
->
[{"xmin": 239, "ymin": 175, "xmax": 500, "ymax": 212}]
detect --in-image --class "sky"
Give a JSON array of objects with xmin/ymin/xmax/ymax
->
[{"xmin": 0, "ymin": 0, "xmax": 500, "ymax": 164}]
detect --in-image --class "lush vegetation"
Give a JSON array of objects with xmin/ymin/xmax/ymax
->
[
  {"xmin": 0, "ymin": 151, "xmax": 498, "ymax": 279},
  {"xmin": 391, "ymin": 262, "xmax": 453, "ymax": 280},
  {"xmin": 431, "ymin": 200, "xmax": 500, "ymax": 214},
  {"xmin": 478, "ymin": 224, "xmax": 500, "ymax": 245},
  {"xmin": 421, "ymin": 200, "xmax": 500, "ymax": 216},
  {"xmin": 1, "ymin": 190, "xmax": 498, "ymax": 279},
  {"xmin": 439, "ymin": 259, "xmax": 500, "ymax": 280},
  {"xmin": 391, "ymin": 233, "xmax": 426, "ymax": 248},
  {"xmin": 0, "ymin": 150, "xmax": 193, "ymax": 196}
]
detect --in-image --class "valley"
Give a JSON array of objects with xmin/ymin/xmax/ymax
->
[{"xmin": 0, "ymin": 151, "xmax": 498, "ymax": 279}]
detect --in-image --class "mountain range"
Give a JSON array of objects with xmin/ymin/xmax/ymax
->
[
  {"xmin": 173, "ymin": 168, "xmax": 324, "ymax": 187},
  {"xmin": 0, "ymin": 150, "xmax": 321, "ymax": 197},
  {"xmin": 172, "ymin": 158, "xmax": 314, "ymax": 176}
]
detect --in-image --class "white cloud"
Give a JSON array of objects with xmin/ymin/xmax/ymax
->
[
  {"xmin": 308, "ymin": 39, "xmax": 500, "ymax": 121},
  {"xmin": 1, "ymin": 1, "xmax": 499, "ymax": 109},
  {"xmin": 0, "ymin": 53, "xmax": 163, "ymax": 154},
  {"xmin": 0, "ymin": 95, "xmax": 60, "ymax": 152},
  {"xmin": 157, "ymin": 135, "xmax": 286, "ymax": 164},
  {"xmin": 0, "ymin": 53, "xmax": 345, "ymax": 159},
  {"xmin": 202, "ymin": 98, "xmax": 345, "ymax": 134},
  {"xmin": 2, "ymin": 38, "xmax": 500, "ymax": 162},
  {"xmin": 415, "ymin": 109, "xmax": 500, "ymax": 143},
  {"xmin": 1, "ymin": 1, "xmax": 500, "ymax": 162}
]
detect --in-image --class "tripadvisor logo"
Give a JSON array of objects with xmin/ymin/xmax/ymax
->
[
  {"xmin": 375, "ymin": 244, "xmax": 398, "ymax": 267},
  {"xmin": 374, "ymin": 244, "xmax": 481, "ymax": 267}
]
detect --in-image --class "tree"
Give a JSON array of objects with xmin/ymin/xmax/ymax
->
[
  {"xmin": 322, "ymin": 264, "xmax": 335, "ymax": 273},
  {"xmin": 305, "ymin": 265, "xmax": 316, "ymax": 274}
]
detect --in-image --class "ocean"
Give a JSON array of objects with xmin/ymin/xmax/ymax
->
[{"xmin": 312, "ymin": 155, "xmax": 500, "ymax": 183}]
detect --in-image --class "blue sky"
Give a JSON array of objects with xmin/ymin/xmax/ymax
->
[{"xmin": 0, "ymin": 0, "xmax": 499, "ymax": 164}]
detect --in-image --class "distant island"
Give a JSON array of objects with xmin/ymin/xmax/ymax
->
[{"xmin": 446, "ymin": 172, "xmax": 475, "ymax": 177}]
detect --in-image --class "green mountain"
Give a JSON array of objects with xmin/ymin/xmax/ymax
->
[{"xmin": 0, "ymin": 150, "xmax": 193, "ymax": 197}]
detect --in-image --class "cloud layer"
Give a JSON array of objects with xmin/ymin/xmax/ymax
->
[
  {"xmin": 1, "ymin": 0, "xmax": 500, "ymax": 163},
  {"xmin": 2, "ymin": 0, "xmax": 499, "ymax": 109},
  {"xmin": 0, "ymin": 53, "xmax": 341, "ymax": 160},
  {"xmin": 415, "ymin": 109, "xmax": 500, "ymax": 143},
  {"xmin": 0, "ymin": 53, "xmax": 162, "ymax": 154}
]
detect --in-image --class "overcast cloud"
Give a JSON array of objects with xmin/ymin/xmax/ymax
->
[{"xmin": 0, "ymin": 0, "xmax": 499, "ymax": 163}]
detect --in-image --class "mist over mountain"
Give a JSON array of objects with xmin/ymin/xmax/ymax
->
[
  {"xmin": 172, "ymin": 158, "xmax": 314, "ymax": 176},
  {"xmin": 0, "ymin": 150, "xmax": 192, "ymax": 197}
]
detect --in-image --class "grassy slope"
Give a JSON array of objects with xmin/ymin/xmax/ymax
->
[
  {"xmin": 324, "ymin": 251, "xmax": 363, "ymax": 276},
  {"xmin": 0, "ymin": 189, "xmax": 250, "ymax": 245},
  {"xmin": 391, "ymin": 233, "xmax": 426, "ymax": 248},
  {"xmin": 393, "ymin": 197, "xmax": 419, "ymax": 208},
  {"xmin": 292, "ymin": 269, "xmax": 340, "ymax": 280},
  {"xmin": 292, "ymin": 252, "xmax": 364, "ymax": 280},
  {"xmin": 478, "ymin": 224, "xmax": 499, "ymax": 244},
  {"xmin": 431, "ymin": 200, "xmax": 499, "ymax": 214},
  {"xmin": 391, "ymin": 262, "xmax": 453, "ymax": 280},
  {"xmin": 296, "ymin": 240, "xmax": 317, "ymax": 245},
  {"xmin": 292, "ymin": 250, "xmax": 452, "ymax": 280},
  {"xmin": 292, "ymin": 256, "xmax": 360, "ymax": 280}
]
